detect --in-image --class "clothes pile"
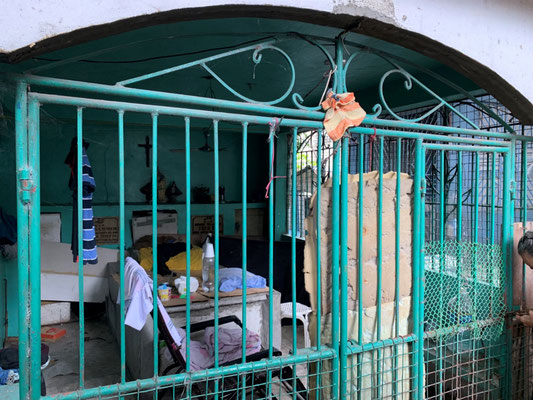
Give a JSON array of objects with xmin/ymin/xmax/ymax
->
[{"xmin": 0, "ymin": 344, "xmax": 50, "ymax": 386}]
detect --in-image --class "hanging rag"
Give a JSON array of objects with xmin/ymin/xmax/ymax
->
[
  {"xmin": 117, "ymin": 257, "xmax": 183, "ymax": 346},
  {"xmin": 321, "ymin": 90, "xmax": 366, "ymax": 141},
  {"xmin": 64, "ymin": 138, "xmax": 98, "ymax": 265}
]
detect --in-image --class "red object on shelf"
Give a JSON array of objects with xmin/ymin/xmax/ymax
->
[{"xmin": 41, "ymin": 327, "xmax": 66, "ymax": 341}]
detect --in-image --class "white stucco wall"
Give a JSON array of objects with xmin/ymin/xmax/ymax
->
[{"xmin": 1, "ymin": 0, "xmax": 532, "ymax": 121}]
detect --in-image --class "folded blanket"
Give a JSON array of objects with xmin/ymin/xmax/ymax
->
[
  {"xmin": 176, "ymin": 327, "xmax": 261, "ymax": 371},
  {"xmin": 204, "ymin": 327, "xmax": 262, "ymax": 365},
  {"xmin": 218, "ymin": 268, "xmax": 266, "ymax": 292}
]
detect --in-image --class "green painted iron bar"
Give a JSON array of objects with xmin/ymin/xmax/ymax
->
[
  {"xmin": 439, "ymin": 150, "xmax": 445, "ymax": 243},
  {"xmin": 490, "ymin": 154, "xmax": 496, "ymax": 245},
  {"xmin": 42, "ymin": 348, "xmax": 336, "ymax": 400},
  {"xmin": 241, "ymin": 122, "xmax": 248, "ymax": 366},
  {"xmin": 19, "ymin": 74, "xmax": 323, "ymax": 120},
  {"xmin": 26, "ymin": 90, "xmax": 515, "ymax": 148},
  {"xmin": 454, "ymin": 151, "xmax": 463, "ymax": 394},
  {"xmin": 117, "ymin": 110, "xmax": 126, "ymax": 384},
  {"xmin": 457, "ymin": 151, "xmax": 463, "ymax": 240},
  {"xmin": 240, "ymin": 122, "xmax": 247, "ymax": 400},
  {"xmin": 330, "ymin": 139, "xmax": 340, "ymax": 400},
  {"xmin": 15, "ymin": 80, "xmax": 31, "ymax": 400},
  {"xmin": 521, "ymin": 140, "xmax": 528, "ymax": 308},
  {"xmin": 454, "ymin": 150, "xmax": 463, "ymax": 387},
  {"xmin": 117, "ymin": 40, "xmax": 277, "ymax": 86},
  {"xmin": 335, "ymin": 46, "xmax": 347, "ymax": 400},
  {"xmin": 346, "ymin": 334, "xmax": 417, "ymax": 355},
  {"xmin": 423, "ymin": 143, "xmax": 509, "ymax": 153},
  {"xmin": 411, "ymin": 139, "xmax": 423, "ymax": 399},
  {"xmin": 315, "ymin": 129, "xmax": 323, "ymax": 400},
  {"xmin": 376, "ymin": 135, "xmax": 384, "ymax": 399},
  {"xmin": 291, "ymin": 127, "xmax": 298, "ymax": 357},
  {"xmin": 291, "ymin": 127, "xmax": 298, "ymax": 400},
  {"xmin": 358, "ymin": 134, "xmax": 364, "ymax": 343},
  {"xmin": 502, "ymin": 148, "xmax": 513, "ymax": 399},
  {"xmin": 18, "ymin": 76, "xmax": 516, "ymax": 139},
  {"xmin": 298, "ymin": 135, "xmax": 303, "ymax": 237},
  {"xmin": 267, "ymin": 126, "xmax": 275, "ymax": 398},
  {"xmin": 151, "ymin": 113, "xmax": 159, "ymax": 379},
  {"xmin": 76, "ymin": 107, "xmax": 85, "ymax": 389},
  {"xmin": 28, "ymin": 98, "xmax": 42, "ymax": 400},
  {"xmin": 418, "ymin": 148, "xmax": 426, "ymax": 399},
  {"xmin": 438, "ymin": 149, "xmax": 445, "ymax": 397},
  {"xmin": 472, "ymin": 152, "xmax": 480, "ymax": 393},
  {"xmin": 184, "ymin": 117, "xmax": 192, "ymax": 373},
  {"xmin": 339, "ymin": 135, "xmax": 348, "ymax": 400},
  {"xmin": 213, "ymin": 120, "xmax": 221, "ymax": 400},
  {"xmin": 357, "ymin": 133, "xmax": 364, "ymax": 400},
  {"xmin": 393, "ymin": 138, "xmax": 402, "ymax": 399},
  {"xmin": 473, "ymin": 152, "xmax": 480, "ymax": 240}
]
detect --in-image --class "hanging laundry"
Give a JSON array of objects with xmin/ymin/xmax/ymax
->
[
  {"xmin": 321, "ymin": 90, "xmax": 366, "ymax": 141},
  {"xmin": 64, "ymin": 138, "xmax": 98, "ymax": 265}
]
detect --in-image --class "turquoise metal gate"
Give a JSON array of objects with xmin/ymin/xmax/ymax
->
[{"xmin": 11, "ymin": 33, "xmax": 520, "ymax": 400}]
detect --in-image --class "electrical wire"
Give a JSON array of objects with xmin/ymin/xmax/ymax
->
[{"xmin": 33, "ymin": 36, "xmax": 276, "ymax": 64}]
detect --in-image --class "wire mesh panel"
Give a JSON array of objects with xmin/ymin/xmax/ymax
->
[
  {"xmin": 424, "ymin": 240, "xmax": 507, "ymax": 398},
  {"xmin": 511, "ymin": 324, "xmax": 533, "ymax": 400},
  {"xmin": 345, "ymin": 342, "xmax": 416, "ymax": 399}
]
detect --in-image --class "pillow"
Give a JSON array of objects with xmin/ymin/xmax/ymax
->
[{"xmin": 166, "ymin": 246, "xmax": 203, "ymax": 272}]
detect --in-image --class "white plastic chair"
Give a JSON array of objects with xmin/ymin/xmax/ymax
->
[{"xmin": 280, "ymin": 302, "xmax": 312, "ymax": 348}]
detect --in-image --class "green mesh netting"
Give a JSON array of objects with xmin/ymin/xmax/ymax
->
[{"xmin": 424, "ymin": 241, "xmax": 506, "ymax": 340}]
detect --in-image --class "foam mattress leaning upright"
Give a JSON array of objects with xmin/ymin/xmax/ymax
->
[{"xmin": 303, "ymin": 171, "xmax": 415, "ymax": 399}]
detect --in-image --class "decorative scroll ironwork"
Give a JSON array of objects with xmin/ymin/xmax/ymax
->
[{"xmin": 109, "ymin": 33, "xmax": 513, "ymax": 133}]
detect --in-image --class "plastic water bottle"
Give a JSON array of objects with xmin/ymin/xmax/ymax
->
[
  {"xmin": 448, "ymin": 285, "xmax": 473, "ymax": 325},
  {"xmin": 202, "ymin": 242, "xmax": 215, "ymax": 292}
]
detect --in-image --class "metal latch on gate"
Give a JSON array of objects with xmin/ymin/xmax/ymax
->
[
  {"xmin": 18, "ymin": 168, "xmax": 34, "ymax": 204},
  {"xmin": 510, "ymin": 179, "xmax": 517, "ymax": 200},
  {"xmin": 421, "ymin": 178, "xmax": 427, "ymax": 196}
]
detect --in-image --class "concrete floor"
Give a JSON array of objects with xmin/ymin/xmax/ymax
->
[
  {"xmin": 44, "ymin": 317, "xmax": 307, "ymax": 398},
  {"xmin": 43, "ymin": 316, "xmax": 122, "ymax": 396}
]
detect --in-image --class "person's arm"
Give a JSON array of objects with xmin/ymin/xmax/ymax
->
[{"xmin": 517, "ymin": 310, "xmax": 533, "ymax": 326}]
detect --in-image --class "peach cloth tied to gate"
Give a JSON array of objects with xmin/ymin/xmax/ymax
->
[{"xmin": 321, "ymin": 91, "xmax": 366, "ymax": 141}]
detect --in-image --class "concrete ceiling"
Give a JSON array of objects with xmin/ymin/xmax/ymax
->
[{"xmin": 1, "ymin": 17, "xmax": 479, "ymax": 126}]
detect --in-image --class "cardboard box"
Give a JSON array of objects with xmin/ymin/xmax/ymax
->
[{"xmin": 131, "ymin": 211, "xmax": 178, "ymax": 243}]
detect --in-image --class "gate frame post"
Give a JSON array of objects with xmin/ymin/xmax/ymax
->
[
  {"xmin": 15, "ymin": 79, "xmax": 31, "ymax": 400},
  {"xmin": 15, "ymin": 80, "xmax": 42, "ymax": 400},
  {"xmin": 412, "ymin": 138, "xmax": 424, "ymax": 399},
  {"xmin": 502, "ymin": 139, "xmax": 515, "ymax": 399}
]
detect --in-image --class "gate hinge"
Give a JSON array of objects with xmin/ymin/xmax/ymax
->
[
  {"xmin": 18, "ymin": 168, "xmax": 34, "ymax": 204},
  {"xmin": 421, "ymin": 178, "xmax": 427, "ymax": 196}
]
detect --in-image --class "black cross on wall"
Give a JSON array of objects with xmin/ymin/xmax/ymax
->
[{"xmin": 138, "ymin": 136, "xmax": 152, "ymax": 168}]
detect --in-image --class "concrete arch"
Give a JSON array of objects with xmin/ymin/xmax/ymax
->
[{"xmin": 1, "ymin": 1, "xmax": 532, "ymax": 123}]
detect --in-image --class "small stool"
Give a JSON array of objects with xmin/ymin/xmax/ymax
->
[{"xmin": 280, "ymin": 302, "xmax": 312, "ymax": 348}]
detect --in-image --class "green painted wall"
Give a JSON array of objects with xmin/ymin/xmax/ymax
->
[
  {"xmin": 40, "ymin": 118, "xmax": 269, "ymax": 207},
  {"xmin": 0, "ymin": 258, "xmax": 17, "ymax": 339},
  {"xmin": 0, "ymin": 109, "xmax": 274, "ymax": 337}
]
